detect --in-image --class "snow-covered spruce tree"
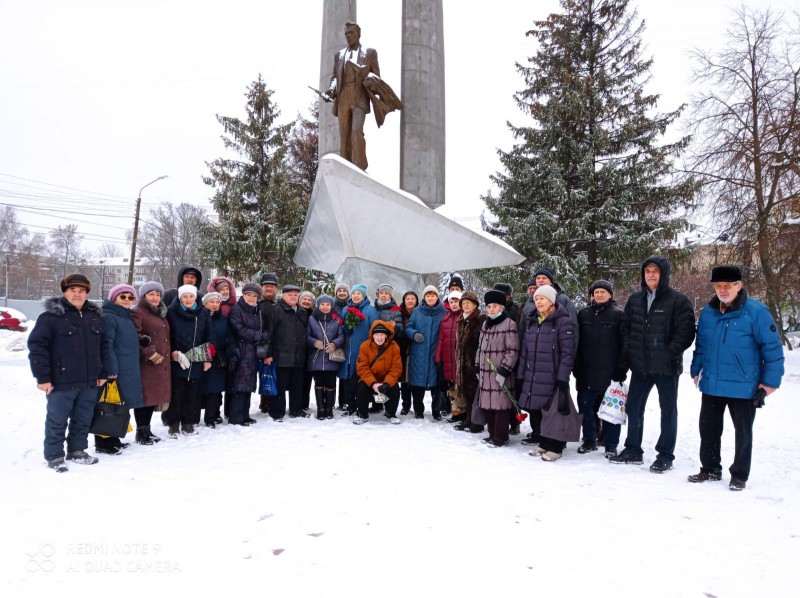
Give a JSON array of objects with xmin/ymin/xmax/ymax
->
[
  {"xmin": 482, "ymin": 0, "xmax": 697, "ymax": 295},
  {"xmin": 201, "ymin": 76, "xmax": 311, "ymax": 283}
]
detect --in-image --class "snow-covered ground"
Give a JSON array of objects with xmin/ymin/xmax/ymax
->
[{"xmin": 1, "ymin": 328, "xmax": 797, "ymax": 597}]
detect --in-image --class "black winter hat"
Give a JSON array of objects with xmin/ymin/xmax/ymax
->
[
  {"xmin": 372, "ymin": 323, "xmax": 391, "ymax": 336},
  {"xmin": 484, "ymin": 290, "xmax": 507, "ymax": 307},
  {"xmin": 260, "ymin": 272, "xmax": 278, "ymax": 285},
  {"xmin": 242, "ymin": 282, "xmax": 262, "ymax": 297},
  {"xmin": 447, "ymin": 275, "xmax": 464, "ymax": 290},
  {"xmin": 710, "ymin": 266, "xmax": 742, "ymax": 283},
  {"xmin": 493, "ymin": 283, "xmax": 513, "ymax": 296},
  {"xmin": 589, "ymin": 279, "xmax": 614, "ymax": 296},
  {"xmin": 531, "ymin": 268, "xmax": 555, "ymax": 286}
]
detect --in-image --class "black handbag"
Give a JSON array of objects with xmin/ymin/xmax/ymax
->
[{"xmin": 89, "ymin": 381, "xmax": 131, "ymax": 438}]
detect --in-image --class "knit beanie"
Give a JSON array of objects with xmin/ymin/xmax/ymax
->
[
  {"xmin": 317, "ymin": 294, "xmax": 335, "ymax": 307},
  {"xmin": 177, "ymin": 284, "xmax": 198, "ymax": 299},
  {"xmin": 335, "ymin": 282, "xmax": 350, "ymax": 294},
  {"xmin": 138, "ymin": 281, "xmax": 164, "ymax": 297},
  {"xmin": 376, "ymin": 283, "xmax": 394, "ymax": 294},
  {"xmin": 108, "ymin": 283, "xmax": 137, "ymax": 303},
  {"xmin": 422, "ymin": 285, "xmax": 439, "ymax": 297},
  {"xmin": 447, "ymin": 291, "xmax": 463, "ymax": 301},
  {"xmin": 242, "ymin": 282, "xmax": 262, "ymax": 297},
  {"xmin": 447, "ymin": 275, "xmax": 464, "ymax": 290},
  {"xmin": 202, "ymin": 292, "xmax": 222, "ymax": 305},
  {"xmin": 351, "ymin": 283, "xmax": 368, "ymax": 296},
  {"xmin": 589, "ymin": 279, "xmax": 614, "ymax": 296},
  {"xmin": 533, "ymin": 285, "xmax": 557, "ymax": 305},
  {"xmin": 299, "ymin": 290, "xmax": 316, "ymax": 304},
  {"xmin": 532, "ymin": 268, "xmax": 555, "ymax": 286}
]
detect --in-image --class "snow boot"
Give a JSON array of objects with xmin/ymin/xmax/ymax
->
[
  {"xmin": 314, "ymin": 388, "xmax": 326, "ymax": 420},
  {"xmin": 649, "ymin": 458, "xmax": 674, "ymax": 474},
  {"xmin": 729, "ymin": 478, "xmax": 746, "ymax": 491},
  {"xmin": 608, "ymin": 449, "xmax": 643, "ymax": 465},
  {"xmin": 181, "ymin": 423, "xmax": 198, "ymax": 436},
  {"xmin": 577, "ymin": 440, "xmax": 598, "ymax": 454},
  {"xmin": 136, "ymin": 426, "xmax": 154, "ymax": 445},
  {"xmin": 167, "ymin": 424, "xmax": 180, "ymax": 439},
  {"xmin": 688, "ymin": 470, "xmax": 722, "ymax": 483},
  {"xmin": 66, "ymin": 450, "xmax": 99, "ymax": 465},
  {"xmin": 48, "ymin": 457, "xmax": 68, "ymax": 473}
]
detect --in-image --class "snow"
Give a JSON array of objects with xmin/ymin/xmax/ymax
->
[{"xmin": 1, "ymin": 333, "xmax": 798, "ymax": 597}]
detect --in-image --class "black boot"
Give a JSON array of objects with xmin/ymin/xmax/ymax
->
[
  {"xmin": 324, "ymin": 389, "xmax": 336, "ymax": 419},
  {"xmin": 314, "ymin": 387, "xmax": 326, "ymax": 420},
  {"xmin": 136, "ymin": 425, "xmax": 154, "ymax": 445}
]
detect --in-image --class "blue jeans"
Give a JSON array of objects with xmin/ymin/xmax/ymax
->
[
  {"xmin": 623, "ymin": 372, "xmax": 680, "ymax": 462},
  {"xmin": 44, "ymin": 386, "xmax": 98, "ymax": 460},
  {"xmin": 577, "ymin": 388, "xmax": 621, "ymax": 449}
]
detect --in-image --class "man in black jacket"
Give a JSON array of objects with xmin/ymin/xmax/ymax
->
[
  {"xmin": 263, "ymin": 284, "xmax": 309, "ymax": 420},
  {"xmin": 27, "ymin": 274, "xmax": 111, "ymax": 472},
  {"xmin": 257, "ymin": 272, "xmax": 279, "ymax": 415},
  {"xmin": 610, "ymin": 256, "xmax": 695, "ymax": 473},
  {"xmin": 574, "ymin": 280, "xmax": 627, "ymax": 457}
]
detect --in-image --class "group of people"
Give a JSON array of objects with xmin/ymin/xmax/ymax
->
[{"xmin": 28, "ymin": 258, "xmax": 785, "ymax": 491}]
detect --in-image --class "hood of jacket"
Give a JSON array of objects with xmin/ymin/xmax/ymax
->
[
  {"xmin": 368, "ymin": 318, "xmax": 396, "ymax": 342},
  {"xmin": 640, "ymin": 255, "xmax": 671, "ymax": 293},
  {"xmin": 44, "ymin": 296, "xmax": 102, "ymax": 317},
  {"xmin": 101, "ymin": 299, "xmax": 133, "ymax": 319},
  {"xmin": 176, "ymin": 265, "xmax": 203, "ymax": 290},
  {"xmin": 207, "ymin": 275, "xmax": 237, "ymax": 305}
]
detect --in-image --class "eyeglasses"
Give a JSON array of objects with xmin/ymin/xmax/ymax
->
[
  {"xmin": 713, "ymin": 282, "xmax": 740, "ymax": 291},
  {"xmin": 118, "ymin": 294, "xmax": 135, "ymax": 301}
]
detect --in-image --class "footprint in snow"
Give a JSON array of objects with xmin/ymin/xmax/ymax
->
[{"xmin": 273, "ymin": 548, "xmax": 284, "ymax": 556}]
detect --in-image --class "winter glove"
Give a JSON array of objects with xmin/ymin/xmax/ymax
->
[
  {"xmin": 378, "ymin": 383, "xmax": 390, "ymax": 394},
  {"xmin": 139, "ymin": 335, "xmax": 151, "ymax": 347},
  {"xmin": 227, "ymin": 359, "xmax": 239, "ymax": 373},
  {"xmin": 313, "ymin": 340, "xmax": 325, "ymax": 350},
  {"xmin": 325, "ymin": 342, "xmax": 336, "ymax": 353},
  {"xmin": 177, "ymin": 352, "xmax": 191, "ymax": 370},
  {"xmin": 556, "ymin": 380, "xmax": 570, "ymax": 392},
  {"xmin": 413, "ymin": 332, "xmax": 425, "ymax": 343},
  {"xmin": 495, "ymin": 374, "xmax": 506, "ymax": 387},
  {"xmin": 613, "ymin": 371, "xmax": 627, "ymax": 383},
  {"xmin": 148, "ymin": 352, "xmax": 165, "ymax": 365}
]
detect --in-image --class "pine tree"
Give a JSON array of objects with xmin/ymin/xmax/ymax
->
[
  {"xmin": 483, "ymin": 0, "xmax": 698, "ymax": 295},
  {"xmin": 202, "ymin": 76, "xmax": 310, "ymax": 282}
]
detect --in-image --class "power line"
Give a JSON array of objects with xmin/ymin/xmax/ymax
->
[{"xmin": 0, "ymin": 172, "xmax": 133, "ymax": 201}]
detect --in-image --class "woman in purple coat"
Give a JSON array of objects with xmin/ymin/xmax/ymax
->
[{"xmin": 307, "ymin": 294, "xmax": 345, "ymax": 419}]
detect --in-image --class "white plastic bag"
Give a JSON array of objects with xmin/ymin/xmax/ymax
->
[{"xmin": 598, "ymin": 381, "xmax": 628, "ymax": 425}]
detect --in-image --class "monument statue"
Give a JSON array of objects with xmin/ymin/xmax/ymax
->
[{"xmin": 326, "ymin": 22, "xmax": 402, "ymax": 171}]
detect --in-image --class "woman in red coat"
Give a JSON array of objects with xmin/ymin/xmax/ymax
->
[{"xmin": 434, "ymin": 292, "xmax": 462, "ymax": 420}]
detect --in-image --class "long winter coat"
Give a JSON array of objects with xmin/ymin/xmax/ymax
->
[
  {"xmin": 624, "ymin": 256, "xmax": 695, "ymax": 375},
  {"xmin": 454, "ymin": 311, "xmax": 486, "ymax": 405},
  {"xmin": 356, "ymin": 320, "xmax": 403, "ymax": 387},
  {"xmin": 307, "ymin": 310, "xmax": 345, "ymax": 372},
  {"xmin": 397, "ymin": 303, "xmax": 416, "ymax": 383},
  {"xmin": 574, "ymin": 299, "xmax": 627, "ymax": 392},
  {"xmin": 517, "ymin": 304, "xmax": 576, "ymax": 411},
  {"xmin": 476, "ymin": 312, "xmax": 519, "ymax": 410},
  {"xmin": 206, "ymin": 275, "xmax": 237, "ymax": 318},
  {"xmin": 405, "ymin": 300, "xmax": 446, "ymax": 387},
  {"xmin": 338, "ymin": 297, "xmax": 379, "ymax": 379},
  {"xmin": 201, "ymin": 308, "xmax": 238, "ymax": 394},
  {"xmin": 263, "ymin": 298, "xmax": 309, "ymax": 368},
  {"xmin": 28, "ymin": 297, "xmax": 110, "ymax": 390},
  {"xmin": 691, "ymin": 290, "xmax": 784, "ymax": 399},
  {"xmin": 163, "ymin": 265, "xmax": 204, "ymax": 307},
  {"xmin": 435, "ymin": 305, "xmax": 462, "ymax": 381},
  {"xmin": 131, "ymin": 300, "xmax": 171, "ymax": 407},
  {"xmin": 166, "ymin": 299, "xmax": 214, "ymax": 381},
  {"xmin": 228, "ymin": 297, "xmax": 264, "ymax": 393},
  {"xmin": 100, "ymin": 300, "xmax": 144, "ymax": 408},
  {"xmin": 519, "ymin": 283, "xmax": 579, "ymax": 353}
]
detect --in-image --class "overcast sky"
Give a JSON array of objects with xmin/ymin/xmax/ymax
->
[{"xmin": 0, "ymin": 0, "xmax": 795, "ymax": 252}]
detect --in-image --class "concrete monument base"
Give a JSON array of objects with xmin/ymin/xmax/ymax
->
[{"xmin": 294, "ymin": 154, "xmax": 523, "ymax": 293}]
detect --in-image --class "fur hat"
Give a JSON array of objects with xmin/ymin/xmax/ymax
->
[
  {"xmin": 138, "ymin": 281, "xmax": 164, "ymax": 297},
  {"xmin": 242, "ymin": 282, "xmax": 262, "ymax": 297},
  {"xmin": 351, "ymin": 284, "xmax": 368, "ymax": 296},
  {"xmin": 108, "ymin": 283, "xmax": 137, "ymax": 303},
  {"xmin": 335, "ymin": 282, "xmax": 350, "ymax": 294},
  {"xmin": 710, "ymin": 266, "xmax": 742, "ymax": 283},
  {"xmin": 260, "ymin": 272, "xmax": 278, "ymax": 286},
  {"xmin": 460, "ymin": 290, "xmax": 480, "ymax": 308},
  {"xmin": 589, "ymin": 279, "xmax": 614, "ymax": 296},
  {"xmin": 202, "ymin": 292, "xmax": 223, "ymax": 305},
  {"xmin": 493, "ymin": 282, "xmax": 513, "ymax": 296},
  {"xmin": 177, "ymin": 284, "xmax": 198, "ymax": 299},
  {"xmin": 60, "ymin": 273, "xmax": 91, "ymax": 293},
  {"xmin": 534, "ymin": 285, "xmax": 557, "ymax": 305},
  {"xmin": 422, "ymin": 285, "xmax": 439, "ymax": 297},
  {"xmin": 484, "ymin": 290, "xmax": 507, "ymax": 306}
]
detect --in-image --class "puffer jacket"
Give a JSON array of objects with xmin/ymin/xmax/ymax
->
[
  {"xmin": 517, "ymin": 303, "xmax": 576, "ymax": 411},
  {"xmin": 574, "ymin": 299, "xmax": 627, "ymax": 391},
  {"xmin": 691, "ymin": 290, "xmax": 784, "ymax": 399},
  {"xmin": 434, "ymin": 305, "xmax": 462, "ymax": 381},
  {"xmin": 375, "ymin": 298, "xmax": 404, "ymax": 337},
  {"xmin": 263, "ymin": 298, "xmax": 309, "ymax": 368},
  {"xmin": 166, "ymin": 299, "xmax": 214, "ymax": 381},
  {"xmin": 307, "ymin": 309, "xmax": 345, "ymax": 372},
  {"xmin": 163, "ymin": 265, "xmax": 204, "ymax": 307},
  {"xmin": 228, "ymin": 297, "xmax": 264, "ymax": 393},
  {"xmin": 207, "ymin": 275, "xmax": 237, "ymax": 317},
  {"xmin": 100, "ymin": 300, "xmax": 144, "ymax": 408},
  {"xmin": 476, "ymin": 312, "xmax": 519, "ymax": 410},
  {"xmin": 519, "ymin": 282, "xmax": 579, "ymax": 354},
  {"xmin": 338, "ymin": 297, "xmax": 379, "ymax": 379},
  {"xmin": 405, "ymin": 299, "xmax": 446, "ymax": 387},
  {"xmin": 624, "ymin": 256, "xmax": 695, "ymax": 375},
  {"xmin": 131, "ymin": 299, "xmax": 171, "ymax": 407},
  {"xmin": 200, "ymin": 308, "xmax": 238, "ymax": 394},
  {"xmin": 28, "ymin": 297, "xmax": 110, "ymax": 390},
  {"xmin": 356, "ymin": 320, "xmax": 403, "ymax": 387},
  {"xmin": 454, "ymin": 310, "xmax": 486, "ymax": 405}
]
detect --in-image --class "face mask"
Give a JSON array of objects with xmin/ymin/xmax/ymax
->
[{"xmin": 488, "ymin": 311, "xmax": 503, "ymax": 320}]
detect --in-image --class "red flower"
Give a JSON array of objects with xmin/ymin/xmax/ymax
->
[
  {"xmin": 390, "ymin": 305, "xmax": 401, "ymax": 311},
  {"xmin": 515, "ymin": 412, "xmax": 528, "ymax": 422},
  {"xmin": 208, "ymin": 344, "xmax": 217, "ymax": 358}
]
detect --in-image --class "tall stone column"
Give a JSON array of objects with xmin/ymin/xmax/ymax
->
[
  {"xmin": 400, "ymin": 0, "xmax": 445, "ymax": 209},
  {"xmin": 319, "ymin": 0, "xmax": 357, "ymax": 161}
]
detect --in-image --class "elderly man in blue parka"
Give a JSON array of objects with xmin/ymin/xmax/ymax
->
[{"xmin": 689, "ymin": 266, "xmax": 784, "ymax": 491}]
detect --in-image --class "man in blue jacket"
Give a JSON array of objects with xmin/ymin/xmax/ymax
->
[
  {"xmin": 689, "ymin": 266, "xmax": 784, "ymax": 491},
  {"xmin": 28, "ymin": 274, "xmax": 111, "ymax": 472}
]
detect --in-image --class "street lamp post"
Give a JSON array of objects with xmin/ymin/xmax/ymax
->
[{"xmin": 127, "ymin": 176, "xmax": 168, "ymax": 285}]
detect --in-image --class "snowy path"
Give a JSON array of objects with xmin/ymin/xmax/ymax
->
[{"xmin": 1, "ymin": 332, "xmax": 797, "ymax": 597}]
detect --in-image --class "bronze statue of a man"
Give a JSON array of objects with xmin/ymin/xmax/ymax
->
[{"xmin": 326, "ymin": 22, "xmax": 402, "ymax": 171}]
